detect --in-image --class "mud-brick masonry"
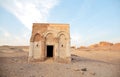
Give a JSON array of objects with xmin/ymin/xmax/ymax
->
[{"xmin": 28, "ymin": 23, "xmax": 71, "ymax": 63}]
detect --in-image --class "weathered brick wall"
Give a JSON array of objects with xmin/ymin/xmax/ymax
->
[{"xmin": 29, "ymin": 23, "xmax": 71, "ymax": 63}]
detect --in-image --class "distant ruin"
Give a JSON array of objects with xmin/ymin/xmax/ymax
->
[{"xmin": 28, "ymin": 23, "xmax": 71, "ymax": 63}]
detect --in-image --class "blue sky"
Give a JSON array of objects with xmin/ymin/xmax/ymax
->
[{"xmin": 0, "ymin": 0, "xmax": 120, "ymax": 46}]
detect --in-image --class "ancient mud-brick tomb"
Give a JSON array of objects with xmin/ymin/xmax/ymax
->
[{"xmin": 28, "ymin": 23, "xmax": 71, "ymax": 63}]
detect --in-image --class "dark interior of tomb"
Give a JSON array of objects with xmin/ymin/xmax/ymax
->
[{"xmin": 47, "ymin": 45, "xmax": 53, "ymax": 57}]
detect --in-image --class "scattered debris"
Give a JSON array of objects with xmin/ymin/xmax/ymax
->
[
  {"xmin": 81, "ymin": 68, "xmax": 87, "ymax": 71},
  {"xmin": 71, "ymin": 58, "xmax": 74, "ymax": 60},
  {"xmin": 74, "ymin": 68, "xmax": 87, "ymax": 75},
  {"xmin": 90, "ymin": 72, "xmax": 96, "ymax": 75}
]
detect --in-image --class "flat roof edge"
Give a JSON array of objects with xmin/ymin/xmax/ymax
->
[{"xmin": 33, "ymin": 23, "xmax": 69, "ymax": 25}]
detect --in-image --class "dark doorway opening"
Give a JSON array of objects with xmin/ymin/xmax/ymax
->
[{"xmin": 47, "ymin": 45, "xmax": 53, "ymax": 57}]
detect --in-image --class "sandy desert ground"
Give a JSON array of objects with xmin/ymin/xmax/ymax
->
[{"xmin": 0, "ymin": 42, "xmax": 120, "ymax": 77}]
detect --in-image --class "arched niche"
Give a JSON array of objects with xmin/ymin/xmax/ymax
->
[
  {"xmin": 58, "ymin": 34, "xmax": 67, "ymax": 58},
  {"xmin": 59, "ymin": 34, "xmax": 66, "ymax": 47},
  {"xmin": 57, "ymin": 31, "xmax": 69, "ymax": 39},
  {"xmin": 43, "ymin": 30, "xmax": 55, "ymax": 38},
  {"xmin": 33, "ymin": 33, "xmax": 41, "ymax": 42}
]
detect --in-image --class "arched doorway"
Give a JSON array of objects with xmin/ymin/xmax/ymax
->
[{"xmin": 45, "ymin": 33, "xmax": 54, "ymax": 58}]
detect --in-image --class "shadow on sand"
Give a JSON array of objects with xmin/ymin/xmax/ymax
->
[{"xmin": 71, "ymin": 54, "xmax": 113, "ymax": 64}]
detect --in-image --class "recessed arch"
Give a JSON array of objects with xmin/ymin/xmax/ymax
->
[
  {"xmin": 57, "ymin": 31, "xmax": 69, "ymax": 39},
  {"xmin": 43, "ymin": 30, "xmax": 55, "ymax": 38},
  {"xmin": 45, "ymin": 33, "xmax": 55, "ymax": 45},
  {"xmin": 58, "ymin": 33, "xmax": 67, "ymax": 58},
  {"xmin": 59, "ymin": 34, "xmax": 66, "ymax": 47},
  {"xmin": 33, "ymin": 33, "xmax": 41, "ymax": 42}
]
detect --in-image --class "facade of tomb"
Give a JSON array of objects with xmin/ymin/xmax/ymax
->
[{"xmin": 28, "ymin": 23, "xmax": 71, "ymax": 63}]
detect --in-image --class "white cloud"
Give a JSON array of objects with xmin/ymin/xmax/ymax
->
[
  {"xmin": 0, "ymin": 0, "xmax": 59, "ymax": 45},
  {"xmin": 0, "ymin": 0, "xmax": 59, "ymax": 30}
]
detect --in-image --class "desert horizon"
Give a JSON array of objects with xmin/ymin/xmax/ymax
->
[
  {"xmin": 1, "ymin": 41, "xmax": 120, "ymax": 50},
  {"xmin": 0, "ymin": 41, "xmax": 120, "ymax": 77}
]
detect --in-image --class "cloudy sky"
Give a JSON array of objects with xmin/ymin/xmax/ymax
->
[{"xmin": 0, "ymin": 0, "xmax": 120, "ymax": 46}]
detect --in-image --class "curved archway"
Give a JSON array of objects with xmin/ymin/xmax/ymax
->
[
  {"xmin": 57, "ymin": 31, "xmax": 69, "ymax": 39},
  {"xmin": 43, "ymin": 30, "xmax": 56, "ymax": 45},
  {"xmin": 46, "ymin": 33, "xmax": 54, "ymax": 44},
  {"xmin": 59, "ymin": 34, "xmax": 66, "ymax": 46},
  {"xmin": 33, "ymin": 33, "xmax": 41, "ymax": 42},
  {"xmin": 58, "ymin": 34, "xmax": 67, "ymax": 58},
  {"xmin": 43, "ymin": 30, "xmax": 55, "ymax": 38},
  {"xmin": 45, "ymin": 33, "xmax": 55, "ymax": 58}
]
